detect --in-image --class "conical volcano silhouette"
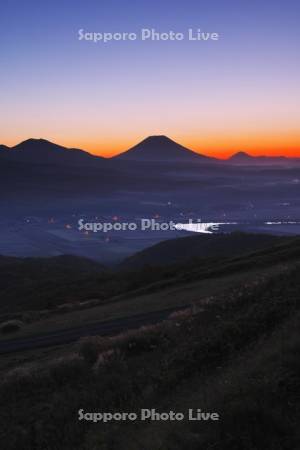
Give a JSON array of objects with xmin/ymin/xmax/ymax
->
[{"xmin": 115, "ymin": 135, "xmax": 210, "ymax": 161}]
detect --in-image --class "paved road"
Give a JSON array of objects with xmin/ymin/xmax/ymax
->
[{"xmin": 0, "ymin": 306, "xmax": 187, "ymax": 354}]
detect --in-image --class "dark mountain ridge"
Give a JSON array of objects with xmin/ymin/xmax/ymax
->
[
  {"xmin": 2, "ymin": 138, "xmax": 105, "ymax": 166},
  {"xmin": 1, "ymin": 136, "xmax": 300, "ymax": 165}
]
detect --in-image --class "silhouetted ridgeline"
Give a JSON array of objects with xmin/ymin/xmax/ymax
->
[{"xmin": 121, "ymin": 232, "xmax": 287, "ymax": 268}]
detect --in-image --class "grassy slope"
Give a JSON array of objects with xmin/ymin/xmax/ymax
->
[
  {"xmin": 1, "ymin": 235, "xmax": 300, "ymax": 339},
  {"xmin": 0, "ymin": 242, "xmax": 299, "ymax": 449}
]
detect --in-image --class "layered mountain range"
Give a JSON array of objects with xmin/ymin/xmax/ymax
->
[{"xmin": 1, "ymin": 135, "xmax": 299, "ymax": 166}]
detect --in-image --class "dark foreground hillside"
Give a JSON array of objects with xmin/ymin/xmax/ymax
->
[
  {"xmin": 0, "ymin": 255, "xmax": 106, "ymax": 313},
  {"xmin": 0, "ymin": 233, "xmax": 292, "ymax": 315},
  {"xmin": 0, "ymin": 240, "xmax": 299, "ymax": 450}
]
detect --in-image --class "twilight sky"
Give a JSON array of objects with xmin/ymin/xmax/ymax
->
[{"xmin": 0, "ymin": 0, "xmax": 299, "ymax": 157}]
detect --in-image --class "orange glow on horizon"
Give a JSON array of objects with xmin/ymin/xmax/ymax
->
[
  {"xmin": 73, "ymin": 134, "xmax": 300, "ymax": 159},
  {"xmin": 2, "ymin": 133, "xmax": 300, "ymax": 159}
]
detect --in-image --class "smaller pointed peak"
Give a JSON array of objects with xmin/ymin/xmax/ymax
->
[{"xmin": 230, "ymin": 151, "xmax": 252, "ymax": 159}]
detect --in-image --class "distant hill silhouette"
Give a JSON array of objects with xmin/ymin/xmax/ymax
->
[
  {"xmin": 229, "ymin": 151, "xmax": 253, "ymax": 162},
  {"xmin": 2, "ymin": 139, "xmax": 104, "ymax": 166},
  {"xmin": 121, "ymin": 232, "xmax": 286, "ymax": 268},
  {"xmin": 228, "ymin": 151, "xmax": 299, "ymax": 165},
  {"xmin": 114, "ymin": 135, "xmax": 213, "ymax": 162}
]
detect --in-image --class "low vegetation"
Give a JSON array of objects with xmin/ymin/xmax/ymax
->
[{"xmin": 0, "ymin": 256, "xmax": 299, "ymax": 449}]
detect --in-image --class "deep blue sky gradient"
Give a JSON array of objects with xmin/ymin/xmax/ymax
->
[{"xmin": 0, "ymin": 0, "xmax": 299, "ymax": 156}]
